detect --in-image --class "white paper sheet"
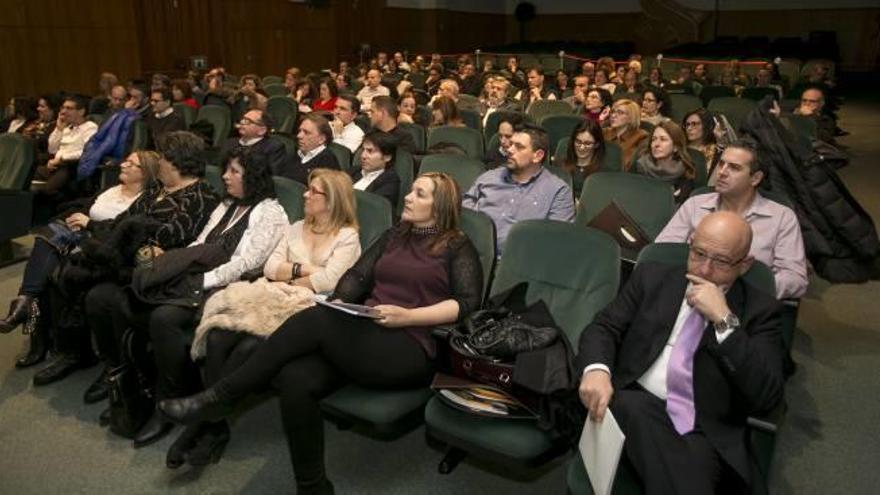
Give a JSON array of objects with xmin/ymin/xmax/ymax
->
[{"xmin": 578, "ymin": 410, "xmax": 626, "ymax": 495}]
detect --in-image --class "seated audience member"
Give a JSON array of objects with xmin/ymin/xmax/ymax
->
[
  {"xmin": 424, "ymin": 65, "xmax": 444, "ymax": 96},
  {"xmin": 145, "ymin": 87, "xmax": 188, "ymax": 147},
  {"xmin": 674, "ymin": 66, "xmax": 699, "ymax": 94},
  {"xmin": 631, "ymin": 121, "xmax": 696, "ymax": 205},
  {"xmin": 87, "ymin": 149, "xmax": 286, "ymax": 447},
  {"xmin": 554, "ymin": 70, "xmax": 571, "ymax": 96},
  {"xmin": 484, "ymin": 112, "xmax": 524, "ymax": 167},
  {"xmin": 580, "ymin": 61, "xmax": 596, "ymax": 80},
  {"xmin": 724, "ymin": 59, "xmax": 751, "ymax": 87},
  {"xmin": 616, "ymin": 69, "xmax": 643, "ymax": 96},
  {"xmin": 645, "ymin": 67, "xmax": 666, "ymax": 88},
  {"xmin": 229, "ymin": 74, "xmax": 268, "ymax": 112},
  {"xmin": 125, "ymin": 81, "xmax": 151, "ymax": 117},
  {"xmin": 34, "ymin": 94, "xmax": 99, "ymax": 196},
  {"xmin": 463, "ymin": 124, "xmax": 575, "ymax": 252},
  {"xmin": 604, "ymin": 99, "xmax": 649, "ymax": 168},
  {"xmin": 90, "ymin": 72, "xmax": 119, "ymax": 116},
  {"xmin": 430, "ymin": 79, "xmax": 462, "ymax": 105},
  {"xmin": 430, "ymin": 96, "xmax": 465, "ymax": 128},
  {"xmin": 593, "ymin": 68, "xmax": 616, "ymax": 95},
  {"xmin": 219, "ymin": 109, "xmax": 286, "ymax": 174},
  {"xmin": 656, "ymin": 141, "xmax": 808, "ymax": 299},
  {"xmin": 34, "ymin": 94, "xmax": 61, "ymax": 146},
  {"xmin": 293, "ymin": 79, "xmax": 317, "ymax": 114},
  {"xmin": 596, "ymin": 57, "xmax": 616, "ymax": 80},
  {"xmin": 392, "ymin": 51, "xmax": 410, "ymax": 73},
  {"xmin": 692, "ymin": 63, "xmax": 711, "ymax": 86},
  {"xmin": 559, "ymin": 118, "xmax": 607, "ymax": 199},
  {"xmin": 754, "ymin": 68, "xmax": 784, "ymax": 100},
  {"xmin": 640, "ymin": 86, "xmax": 671, "ymax": 126},
  {"xmin": 562, "ymin": 75, "xmax": 590, "ymax": 111},
  {"xmin": 202, "ymin": 69, "xmax": 232, "ymax": 108},
  {"xmin": 312, "ymin": 78, "xmax": 339, "ymax": 113},
  {"xmin": 505, "ymin": 56, "xmax": 526, "ymax": 87},
  {"xmin": 583, "ymin": 88, "xmax": 612, "ymax": 124},
  {"xmin": 172, "ymin": 79, "xmax": 199, "ymax": 109},
  {"xmin": 335, "ymin": 72, "xmax": 352, "ymax": 94},
  {"xmin": 459, "ymin": 63, "xmax": 481, "ymax": 97},
  {"xmin": 0, "ymin": 151, "xmax": 160, "ymax": 374},
  {"xmin": 794, "ymin": 87, "xmax": 836, "ymax": 144},
  {"xmin": 1, "ymin": 96, "xmax": 40, "ymax": 136},
  {"xmin": 683, "ymin": 108, "xmax": 727, "ymax": 184},
  {"xmin": 356, "ymin": 69, "xmax": 390, "ymax": 113},
  {"xmin": 578, "ymin": 211, "xmax": 784, "ymax": 495},
  {"xmin": 105, "ymin": 85, "xmax": 129, "ymax": 117},
  {"xmin": 351, "ymin": 131, "xmax": 401, "ymax": 208},
  {"xmin": 515, "ymin": 67, "xmax": 559, "ymax": 108},
  {"xmin": 369, "ymin": 95, "xmax": 417, "ymax": 154},
  {"xmin": 284, "ymin": 67, "xmax": 301, "ymax": 95},
  {"xmin": 480, "ymin": 76, "xmax": 520, "ymax": 126},
  {"xmin": 278, "ymin": 113, "xmax": 340, "ymax": 184},
  {"xmin": 396, "ymin": 92, "xmax": 419, "ymax": 125},
  {"xmin": 160, "ymin": 172, "xmax": 482, "ymax": 494},
  {"xmin": 330, "ymin": 94, "xmax": 365, "ymax": 153}
]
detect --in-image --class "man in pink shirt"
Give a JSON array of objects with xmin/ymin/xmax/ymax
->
[{"xmin": 656, "ymin": 141, "xmax": 808, "ymax": 299}]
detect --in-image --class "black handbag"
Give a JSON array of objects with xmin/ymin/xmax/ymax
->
[
  {"xmin": 464, "ymin": 309, "xmax": 559, "ymax": 361},
  {"xmin": 106, "ymin": 328, "xmax": 155, "ymax": 439}
]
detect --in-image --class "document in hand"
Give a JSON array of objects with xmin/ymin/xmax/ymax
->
[
  {"xmin": 313, "ymin": 296, "xmax": 383, "ymax": 319},
  {"xmin": 578, "ymin": 410, "xmax": 626, "ymax": 495}
]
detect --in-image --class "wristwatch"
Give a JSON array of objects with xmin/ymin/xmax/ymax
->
[{"xmin": 714, "ymin": 313, "xmax": 741, "ymax": 333}]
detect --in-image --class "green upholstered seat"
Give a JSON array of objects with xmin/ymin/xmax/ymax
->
[
  {"xmin": 266, "ymin": 96, "xmax": 297, "ymax": 134},
  {"xmin": 707, "ymin": 97, "xmax": 757, "ymax": 131},
  {"xmin": 539, "ymin": 114, "xmax": 583, "ymax": 159},
  {"xmin": 173, "ymin": 103, "xmax": 197, "ymax": 128},
  {"xmin": 526, "ymin": 100, "xmax": 574, "ymax": 122},
  {"xmin": 459, "ymin": 208, "xmax": 497, "ymax": 303},
  {"xmin": 263, "ymin": 83, "xmax": 288, "ymax": 97},
  {"xmin": 484, "ymin": 110, "xmax": 529, "ymax": 141},
  {"xmin": 0, "ymin": 134, "xmax": 35, "ymax": 260},
  {"xmin": 575, "ymin": 172, "xmax": 676, "ymax": 240},
  {"xmin": 127, "ymin": 119, "xmax": 149, "ymax": 152},
  {"xmin": 398, "ymin": 123, "xmax": 426, "ymax": 153},
  {"xmin": 204, "ymin": 165, "xmax": 225, "ymax": 196},
  {"xmin": 698, "ymin": 85, "xmax": 736, "ymax": 107},
  {"xmin": 742, "ymin": 87, "xmax": 780, "ymax": 102},
  {"xmin": 327, "ymin": 142, "xmax": 352, "ymax": 171},
  {"xmin": 273, "ymin": 176, "xmax": 306, "ymax": 222},
  {"xmin": 196, "ymin": 104, "xmax": 232, "ymax": 148},
  {"xmin": 419, "ymin": 154, "xmax": 486, "ymax": 193},
  {"xmin": 668, "ymin": 94, "xmax": 703, "ymax": 124},
  {"xmin": 545, "ymin": 165, "xmax": 573, "ymax": 192},
  {"xmin": 0, "ymin": 134, "xmax": 35, "ymax": 190},
  {"xmin": 262, "ymin": 75, "xmax": 283, "ymax": 85},
  {"xmin": 425, "ymin": 220, "xmax": 620, "ymax": 469},
  {"xmin": 688, "ymin": 147, "xmax": 708, "ymax": 188},
  {"xmin": 427, "ymin": 125, "xmax": 485, "ymax": 160},
  {"xmin": 459, "ymin": 108, "xmax": 482, "ymax": 131},
  {"xmin": 354, "ymin": 190, "xmax": 392, "ymax": 250}
]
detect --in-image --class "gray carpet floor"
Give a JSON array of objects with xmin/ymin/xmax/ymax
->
[{"xmin": 1, "ymin": 97, "xmax": 879, "ymax": 494}]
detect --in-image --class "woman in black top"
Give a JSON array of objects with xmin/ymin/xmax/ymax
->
[
  {"xmin": 559, "ymin": 118, "xmax": 607, "ymax": 200},
  {"xmin": 160, "ymin": 172, "xmax": 482, "ymax": 493}
]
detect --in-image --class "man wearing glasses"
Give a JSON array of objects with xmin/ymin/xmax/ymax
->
[
  {"xmin": 145, "ymin": 87, "xmax": 186, "ymax": 147},
  {"xmin": 219, "ymin": 109, "xmax": 286, "ymax": 174},
  {"xmin": 656, "ymin": 140, "xmax": 807, "ymax": 300},
  {"xmin": 578, "ymin": 211, "xmax": 784, "ymax": 495},
  {"xmin": 35, "ymin": 95, "xmax": 99, "ymax": 197}
]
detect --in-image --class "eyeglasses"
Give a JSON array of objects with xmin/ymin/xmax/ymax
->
[
  {"xmin": 238, "ymin": 118, "xmax": 264, "ymax": 127},
  {"xmin": 684, "ymin": 121, "xmax": 702, "ymax": 128},
  {"xmin": 611, "ymin": 109, "xmax": 628, "ymax": 116},
  {"xmin": 688, "ymin": 245, "xmax": 745, "ymax": 270},
  {"xmin": 149, "ymin": 99, "xmax": 164, "ymax": 104},
  {"xmin": 574, "ymin": 139, "xmax": 596, "ymax": 148},
  {"xmin": 120, "ymin": 160, "xmax": 142, "ymax": 169},
  {"xmin": 307, "ymin": 187, "xmax": 326, "ymax": 196}
]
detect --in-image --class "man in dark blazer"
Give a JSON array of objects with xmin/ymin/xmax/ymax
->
[
  {"xmin": 350, "ymin": 130, "xmax": 401, "ymax": 209},
  {"xmin": 218, "ymin": 109, "xmax": 286, "ymax": 173},
  {"xmin": 277, "ymin": 112, "xmax": 340, "ymax": 184},
  {"xmin": 577, "ymin": 211, "xmax": 784, "ymax": 495}
]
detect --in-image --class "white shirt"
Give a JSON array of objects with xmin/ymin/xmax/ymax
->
[
  {"xmin": 333, "ymin": 121, "xmax": 365, "ymax": 153},
  {"xmin": 353, "ymin": 168, "xmax": 384, "ymax": 191},
  {"xmin": 189, "ymin": 199, "xmax": 289, "ymax": 290},
  {"xmin": 47, "ymin": 120, "xmax": 98, "ymax": 161},
  {"xmin": 88, "ymin": 185, "xmax": 142, "ymax": 222},
  {"xmin": 584, "ymin": 287, "xmax": 735, "ymax": 400},
  {"xmin": 239, "ymin": 136, "xmax": 264, "ymax": 146},
  {"xmin": 356, "ymin": 85, "xmax": 390, "ymax": 112},
  {"xmin": 154, "ymin": 107, "xmax": 174, "ymax": 119},
  {"xmin": 297, "ymin": 144, "xmax": 326, "ymax": 164}
]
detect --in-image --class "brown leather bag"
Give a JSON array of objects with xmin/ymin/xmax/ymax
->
[{"xmin": 587, "ymin": 200, "xmax": 650, "ymax": 261}]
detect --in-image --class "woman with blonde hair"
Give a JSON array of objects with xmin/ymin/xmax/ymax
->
[
  {"xmin": 632, "ymin": 120, "xmax": 696, "ymax": 205},
  {"xmin": 160, "ymin": 172, "xmax": 483, "ymax": 492},
  {"xmin": 604, "ymin": 99, "xmax": 649, "ymax": 168},
  {"xmin": 166, "ymin": 168, "xmax": 361, "ymax": 468}
]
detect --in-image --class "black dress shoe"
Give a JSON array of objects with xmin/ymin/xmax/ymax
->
[
  {"xmin": 15, "ymin": 328, "xmax": 48, "ymax": 368},
  {"xmin": 0, "ymin": 295, "xmax": 33, "ymax": 334},
  {"xmin": 166, "ymin": 423, "xmax": 205, "ymax": 469},
  {"xmin": 83, "ymin": 367, "xmax": 110, "ymax": 404},
  {"xmin": 32, "ymin": 353, "xmax": 93, "ymax": 386},
  {"xmin": 133, "ymin": 409, "xmax": 175, "ymax": 448},
  {"xmin": 185, "ymin": 422, "xmax": 230, "ymax": 466},
  {"xmin": 159, "ymin": 387, "xmax": 233, "ymax": 425},
  {"xmin": 99, "ymin": 407, "xmax": 112, "ymax": 427}
]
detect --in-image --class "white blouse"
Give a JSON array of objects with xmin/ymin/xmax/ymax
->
[{"xmin": 88, "ymin": 185, "xmax": 142, "ymax": 222}]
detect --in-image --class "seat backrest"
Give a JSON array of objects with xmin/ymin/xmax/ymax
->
[
  {"xmin": 427, "ymin": 125, "xmax": 484, "ymax": 160},
  {"xmin": 266, "ymin": 96, "xmax": 298, "ymax": 134},
  {"xmin": 707, "ymin": 97, "xmax": 757, "ymax": 130},
  {"xmin": 420, "ymin": 154, "xmax": 486, "ymax": 192},
  {"xmin": 264, "ymin": 84, "xmax": 288, "ymax": 97},
  {"xmin": 354, "ymin": 189, "xmax": 392, "ymax": 250},
  {"xmin": 87, "ymin": 114, "xmax": 105, "ymax": 126},
  {"xmin": 741, "ymin": 87, "xmax": 779, "ymax": 102},
  {"xmin": 484, "ymin": 110, "xmax": 529, "ymax": 141},
  {"xmin": 687, "ymin": 147, "xmax": 708, "ymax": 188},
  {"xmin": 699, "ymin": 85, "xmax": 736, "ymax": 106},
  {"xmin": 668, "ymin": 94, "xmax": 703, "ymax": 124},
  {"xmin": 393, "ymin": 149, "xmax": 414, "ymax": 217},
  {"xmin": 576, "ymin": 172, "xmax": 676, "ymax": 240},
  {"xmin": 0, "ymin": 134, "xmax": 35, "ymax": 190},
  {"xmin": 127, "ymin": 119, "xmax": 149, "ymax": 152},
  {"xmin": 526, "ymin": 100, "xmax": 574, "ymax": 122},
  {"xmin": 459, "ymin": 208, "xmax": 497, "ymax": 303},
  {"xmin": 204, "ymin": 165, "xmax": 225, "ymax": 195},
  {"xmin": 273, "ymin": 176, "xmax": 306, "ymax": 222},
  {"xmin": 613, "ymin": 91, "xmax": 640, "ymax": 102},
  {"xmin": 173, "ymin": 103, "xmax": 197, "ymax": 128},
  {"xmin": 327, "ymin": 142, "xmax": 352, "ymax": 171},
  {"xmin": 539, "ymin": 114, "xmax": 583, "ymax": 160},
  {"xmin": 196, "ymin": 105, "xmax": 232, "ymax": 147},
  {"xmin": 490, "ymin": 220, "xmax": 620, "ymax": 341},
  {"xmin": 398, "ymin": 122, "xmax": 426, "ymax": 153},
  {"xmin": 262, "ymin": 75, "xmax": 283, "ymax": 85},
  {"xmin": 636, "ymin": 242, "xmax": 776, "ymax": 296},
  {"xmin": 459, "ymin": 108, "xmax": 482, "ymax": 131}
]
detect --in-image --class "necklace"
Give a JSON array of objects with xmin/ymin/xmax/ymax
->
[{"xmin": 411, "ymin": 225, "xmax": 440, "ymax": 235}]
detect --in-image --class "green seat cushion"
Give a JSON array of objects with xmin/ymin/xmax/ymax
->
[{"xmin": 320, "ymin": 385, "xmax": 432, "ymax": 427}]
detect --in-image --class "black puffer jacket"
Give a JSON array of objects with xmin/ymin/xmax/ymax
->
[{"xmin": 740, "ymin": 99, "xmax": 879, "ymax": 283}]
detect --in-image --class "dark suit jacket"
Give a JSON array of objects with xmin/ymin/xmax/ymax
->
[
  {"xmin": 577, "ymin": 262, "xmax": 783, "ymax": 483},
  {"xmin": 382, "ymin": 126, "xmax": 418, "ymax": 154},
  {"xmin": 219, "ymin": 136, "xmax": 287, "ymax": 175},
  {"xmin": 350, "ymin": 167, "xmax": 401, "ymax": 209},
  {"xmin": 277, "ymin": 146, "xmax": 340, "ymax": 184},
  {"xmin": 145, "ymin": 110, "xmax": 187, "ymax": 148}
]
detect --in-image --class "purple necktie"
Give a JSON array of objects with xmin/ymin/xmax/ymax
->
[{"xmin": 666, "ymin": 309, "xmax": 705, "ymax": 435}]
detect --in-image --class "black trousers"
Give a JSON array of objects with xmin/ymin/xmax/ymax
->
[
  {"xmin": 19, "ymin": 238, "xmax": 60, "ymax": 297},
  {"xmin": 216, "ymin": 305, "xmax": 433, "ymax": 484},
  {"xmin": 85, "ymin": 282, "xmax": 200, "ymax": 399},
  {"xmin": 611, "ymin": 387, "xmax": 747, "ymax": 495},
  {"xmin": 203, "ymin": 329, "xmax": 262, "ymax": 388}
]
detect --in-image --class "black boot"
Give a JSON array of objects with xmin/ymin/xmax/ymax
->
[
  {"xmin": 33, "ymin": 353, "xmax": 94, "ymax": 386},
  {"xmin": 166, "ymin": 423, "xmax": 206, "ymax": 469},
  {"xmin": 15, "ymin": 319, "xmax": 49, "ymax": 368},
  {"xmin": 185, "ymin": 421, "xmax": 230, "ymax": 466},
  {"xmin": 133, "ymin": 408, "xmax": 175, "ymax": 448},
  {"xmin": 297, "ymin": 477, "xmax": 335, "ymax": 495},
  {"xmin": 83, "ymin": 367, "xmax": 110, "ymax": 404},
  {"xmin": 99, "ymin": 407, "xmax": 112, "ymax": 427},
  {"xmin": 159, "ymin": 387, "xmax": 234, "ymax": 425},
  {"xmin": 0, "ymin": 295, "xmax": 33, "ymax": 334}
]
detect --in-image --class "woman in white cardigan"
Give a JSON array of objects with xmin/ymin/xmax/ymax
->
[{"xmin": 168, "ymin": 168, "xmax": 361, "ymax": 469}]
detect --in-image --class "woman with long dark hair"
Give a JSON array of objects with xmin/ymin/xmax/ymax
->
[{"xmin": 559, "ymin": 118, "xmax": 606, "ymax": 199}]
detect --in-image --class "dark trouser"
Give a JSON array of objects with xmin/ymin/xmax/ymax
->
[
  {"xmin": 19, "ymin": 238, "xmax": 61, "ymax": 297},
  {"xmin": 215, "ymin": 306, "xmax": 433, "ymax": 484},
  {"xmin": 611, "ymin": 387, "xmax": 747, "ymax": 495},
  {"xmin": 85, "ymin": 282, "xmax": 200, "ymax": 398},
  {"xmin": 203, "ymin": 329, "xmax": 262, "ymax": 388}
]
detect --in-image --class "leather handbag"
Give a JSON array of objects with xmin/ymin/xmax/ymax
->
[
  {"xmin": 464, "ymin": 309, "xmax": 559, "ymax": 361},
  {"xmin": 106, "ymin": 328, "xmax": 155, "ymax": 439}
]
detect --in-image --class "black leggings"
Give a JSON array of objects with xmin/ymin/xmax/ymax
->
[
  {"xmin": 203, "ymin": 329, "xmax": 262, "ymax": 388},
  {"xmin": 215, "ymin": 305, "xmax": 433, "ymax": 483}
]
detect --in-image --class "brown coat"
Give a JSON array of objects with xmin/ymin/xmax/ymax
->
[{"xmin": 604, "ymin": 127, "xmax": 649, "ymax": 170}]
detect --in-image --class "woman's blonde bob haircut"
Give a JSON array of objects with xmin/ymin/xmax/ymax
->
[{"xmin": 305, "ymin": 169, "xmax": 358, "ymax": 234}]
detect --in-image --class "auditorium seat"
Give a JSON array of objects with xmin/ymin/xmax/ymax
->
[
  {"xmin": 527, "ymin": 100, "xmax": 574, "ymax": 122},
  {"xmin": 354, "ymin": 190, "xmax": 392, "ymax": 250},
  {"xmin": 668, "ymin": 94, "xmax": 703, "ymax": 124},
  {"xmin": 420, "ymin": 154, "xmax": 485, "ymax": 192},
  {"xmin": 0, "ymin": 134, "xmax": 35, "ymax": 264},
  {"xmin": 539, "ymin": 114, "xmax": 583, "ymax": 159},
  {"xmin": 204, "ymin": 165, "xmax": 225, "ymax": 195},
  {"xmin": 273, "ymin": 176, "xmax": 306, "ymax": 222},
  {"xmin": 262, "ymin": 75, "xmax": 283, "ymax": 85},
  {"xmin": 327, "ymin": 142, "xmax": 352, "ymax": 170},
  {"xmin": 398, "ymin": 122, "xmax": 426, "ymax": 153},
  {"xmin": 459, "ymin": 108, "xmax": 482, "ymax": 131},
  {"xmin": 266, "ymin": 96, "xmax": 298, "ymax": 134},
  {"xmin": 707, "ymin": 97, "xmax": 757, "ymax": 130},
  {"xmin": 698, "ymin": 85, "xmax": 736, "ymax": 107},
  {"xmin": 263, "ymin": 84, "xmax": 288, "ymax": 97},
  {"xmin": 576, "ymin": 172, "xmax": 676, "ymax": 241},
  {"xmin": 742, "ymin": 87, "xmax": 780, "ymax": 102},
  {"xmin": 196, "ymin": 105, "xmax": 232, "ymax": 148},
  {"xmin": 173, "ymin": 103, "xmax": 197, "ymax": 128},
  {"xmin": 484, "ymin": 110, "xmax": 530, "ymax": 141},
  {"xmin": 427, "ymin": 126, "xmax": 484, "ymax": 160}
]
